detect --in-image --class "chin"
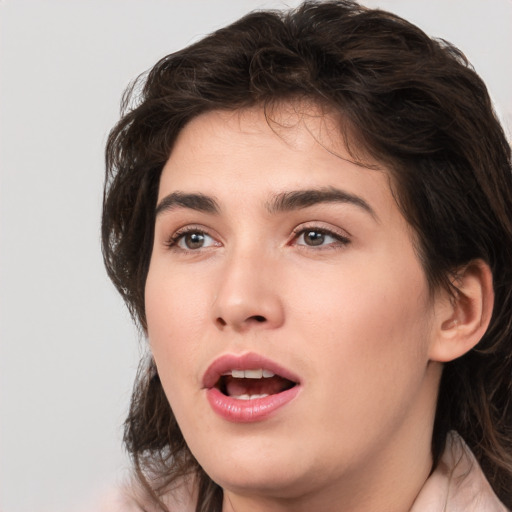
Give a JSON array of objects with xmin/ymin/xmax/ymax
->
[{"xmin": 195, "ymin": 438, "xmax": 320, "ymax": 500}]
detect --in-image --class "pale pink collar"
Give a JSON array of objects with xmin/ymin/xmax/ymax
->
[{"xmin": 411, "ymin": 431, "xmax": 508, "ymax": 512}]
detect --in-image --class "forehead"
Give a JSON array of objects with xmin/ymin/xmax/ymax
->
[{"xmin": 159, "ymin": 105, "xmax": 392, "ymax": 204}]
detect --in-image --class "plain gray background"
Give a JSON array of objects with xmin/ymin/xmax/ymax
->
[{"xmin": 1, "ymin": 1, "xmax": 510, "ymax": 511}]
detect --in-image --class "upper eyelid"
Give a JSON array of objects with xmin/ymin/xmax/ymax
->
[
  {"xmin": 291, "ymin": 222, "xmax": 352, "ymax": 239},
  {"xmin": 168, "ymin": 223, "xmax": 215, "ymax": 237},
  {"xmin": 172, "ymin": 224, "xmax": 209, "ymax": 236}
]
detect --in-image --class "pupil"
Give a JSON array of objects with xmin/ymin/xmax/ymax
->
[
  {"xmin": 306, "ymin": 230, "xmax": 324, "ymax": 246},
  {"xmin": 185, "ymin": 233, "xmax": 204, "ymax": 249}
]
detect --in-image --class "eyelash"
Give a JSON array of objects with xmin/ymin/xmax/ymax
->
[
  {"xmin": 165, "ymin": 225, "xmax": 219, "ymax": 252},
  {"xmin": 291, "ymin": 226, "xmax": 351, "ymax": 249},
  {"xmin": 165, "ymin": 225, "xmax": 351, "ymax": 252}
]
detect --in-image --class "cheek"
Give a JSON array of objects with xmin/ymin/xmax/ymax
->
[
  {"xmin": 292, "ymin": 251, "xmax": 433, "ymax": 383},
  {"xmin": 144, "ymin": 264, "xmax": 208, "ymax": 389},
  {"xmin": 287, "ymin": 266, "xmax": 434, "ymax": 457}
]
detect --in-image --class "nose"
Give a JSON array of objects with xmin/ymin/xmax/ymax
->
[{"xmin": 212, "ymin": 249, "xmax": 285, "ymax": 333}]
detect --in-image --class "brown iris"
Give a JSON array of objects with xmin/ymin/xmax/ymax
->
[
  {"xmin": 184, "ymin": 232, "xmax": 205, "ymax": 249},
  {"xmin": 304, "ymin": 230, "xmax": 325, "ymax": 246}
]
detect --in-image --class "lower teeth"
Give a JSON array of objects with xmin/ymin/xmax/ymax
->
[{"xmin": 232, "ymin": 393, "xmax": 270, "ymax": 400}]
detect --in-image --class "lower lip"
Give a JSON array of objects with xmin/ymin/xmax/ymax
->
[{"xmin": 206, "ymin": 386, "xmax": 300, "ymax": 423}]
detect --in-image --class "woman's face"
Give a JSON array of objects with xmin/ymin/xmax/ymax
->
[{"xmin": 145, "ymin": 106, "xmax": 442, "ymax": 507}]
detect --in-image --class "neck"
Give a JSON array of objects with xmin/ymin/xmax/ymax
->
[{"xmin": 223, "ymin": 448, "xmax": 432, "ymax": 512}]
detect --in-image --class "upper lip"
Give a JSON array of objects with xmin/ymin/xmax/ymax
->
[{"xmin": 202, "ymin": 352, "xmax": 301, "ymax": 389}]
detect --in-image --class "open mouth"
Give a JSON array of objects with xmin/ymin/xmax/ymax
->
[
  {"xmin": 216, "ymin": 369, "xmax": 297, "ymax": 400},
  {"xmin": 204, "ymin": 354, "xmax": 301, "ymax": 421}
]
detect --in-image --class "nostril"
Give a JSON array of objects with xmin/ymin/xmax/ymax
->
[
  {"xmin": 214, "ymin": 314, "xmax": 267, "ymax": 329},
  {"xmin": 216, "ymin": 317, "xmax": 227, "ymax": 327}
]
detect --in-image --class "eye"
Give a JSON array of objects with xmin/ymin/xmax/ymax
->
[
  {"xmin": 294, "ymin": 227, "xmax": 350, "ymax": 248},
  {"xmin": 168, "ymin": 228, "xmax": 219, "ymax": 251}
]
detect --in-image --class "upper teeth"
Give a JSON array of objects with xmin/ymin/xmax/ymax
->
[{"xmin": 227, "ymin": 369, "xmax": 275, "ymax": 379}]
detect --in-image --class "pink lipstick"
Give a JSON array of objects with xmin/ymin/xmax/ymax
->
[{"xmin": 202, "ymin": 353, "xmax": 300, "ymax": 423}]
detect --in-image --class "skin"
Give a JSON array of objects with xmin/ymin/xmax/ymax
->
[{"xmin": 145, "ymin": 105, "xmax": 448, "ymax": 512}]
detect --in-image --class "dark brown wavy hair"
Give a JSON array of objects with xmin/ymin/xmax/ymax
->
[{"xmin": 102, "ymin": 1, "xmax": 512, "ymax": 510}]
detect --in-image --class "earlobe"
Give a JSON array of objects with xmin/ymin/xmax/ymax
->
[{"xmin": 429, "ymin": 260, "xmax": 494, "ymax": 363}]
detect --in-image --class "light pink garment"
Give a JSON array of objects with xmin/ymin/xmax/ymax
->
[
  {"xmin": 94, "ymin": 476, "xmax": 196, "ymax": 512},
  {"xmin": 96, "ymin": 432, "xmax": 508, "ymax": 511},
  {"xmin": 411, "ymin": 431, "xmax": 508, "ymax": 512}
]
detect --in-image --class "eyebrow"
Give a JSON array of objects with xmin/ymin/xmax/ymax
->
[
  {"xmin": 155, "ymin": 192, "xmax": 220, "ymax": 216},
  {"xmin": 155, "ymin": 187, "xmax": 376, "ymax": 220},
  {"xmin": 267, "ymin": 187, "xmax": 377, "ymax": 219}
]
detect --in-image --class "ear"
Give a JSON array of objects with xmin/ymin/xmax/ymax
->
[{"xmin": 429, "ymin": 260, "xmax": 494, "ymax": 362}]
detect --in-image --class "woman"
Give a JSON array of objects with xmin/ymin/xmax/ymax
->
[{"xmin": 102, "ymin": 1, "xmax": 512, "ymax": 510}]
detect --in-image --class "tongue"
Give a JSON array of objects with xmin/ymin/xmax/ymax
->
[{"xmin": 224, "ymin": 375, "xmax": 294, "ymax": 397}]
